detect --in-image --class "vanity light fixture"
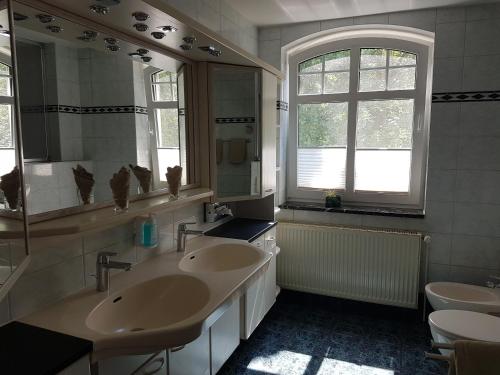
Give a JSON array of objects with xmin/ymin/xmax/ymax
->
[
  {"xmin": 141, "ymin": 56, "xmax": 152, "ymax": 63},
  {"xmin": 151, "ymin": 31, "xmax": 165, "ymax": 39},
  {"xmin": 46, "ymin": 25, "xmax": 63, "ymax": 33},
  {"xmin": 133, "ymin": 23, "xmax": 149, "ymax": 32},
  {"xmin": 89, "ymin": 4, "xmax": 109, "ymax": 15},
  {"xmin": 180, "ymin": 44, "xmax": 192, "ymax": 51},
  {"xmin": 104, "ymin": 37, "xmax": 117, "ymax": 44},
  {"xmin": 182, "ymin": 36, "xmax": 196, "ymax": 44},
  {"xmin": 199, "ymin": 45, "xmax": 221, "ymax": 57},
  {"xmin": 83, "ymin": 30, "xmax": 98, "ymax": 39},
  {"xmin": 157, "ymin": 25, "xmax": 177, "ymax": 32},
  {"xmin": 106, "ymin": 44, "xmax": 120, "ymax": 52},
  {"xmin": 77, "ymin": 36, "xmax": 93, "ymax": 42},
  {"xmin": 36, "ymin": 14, "xmax": 55, "ymax": 23},
  {"xmin": 13, "ymin": 13, "xmax": 28, "ymax": 21},
  {"xmin": 132, "ymin": 12, "xmax": 149, "ymax": 21},
  {"xmin": 137, "ymin": 48, "xmax": 149, "ymax": 55}
]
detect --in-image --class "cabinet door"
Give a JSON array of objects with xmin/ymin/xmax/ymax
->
[
  {"xmin": 57, "ymin": 355, "xmax": 91, "ymax": 375},
  {"xmin": 241, "ymin": 271, "xmax": 266, "ymax": 340},
  {"xmin": 264, "ymin": 227, "xmax": 277, "ymax": 313},
  {"xmin": 168, "ymin": 329, "xmax": 210, "ymax": 375},
  {"xmin": 260, "ymin": 69, "xmax": 277, "ymax": 198},
  {"xmin": 98, "ymin": 352, "xmax": 166, "ymax": 375},
  {"xmin": 211, "ymin": 298, "xmax": 240, "ymax": 374}
]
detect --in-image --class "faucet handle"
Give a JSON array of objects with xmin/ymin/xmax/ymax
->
[
  {"xmin": 178, "ymin": 222, "xmax": 196, "ymax": 230},
  {"xmin": 97, "ymin": 251, "xmax": 117, "ymax": 264}
]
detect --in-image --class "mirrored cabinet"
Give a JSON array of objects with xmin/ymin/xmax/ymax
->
[{"xmin": 209, "ymin": 65, "xmax": 277, "ymax": 202}]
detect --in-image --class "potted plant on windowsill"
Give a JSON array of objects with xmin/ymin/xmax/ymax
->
[{"xmin": 325, "ymin": 190, "xmax": 341, "ymax": 208}]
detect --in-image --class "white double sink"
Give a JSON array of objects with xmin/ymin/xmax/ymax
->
[{"xmin": 21, "ymin": 237, "xmax": 272, "ymax": 362}]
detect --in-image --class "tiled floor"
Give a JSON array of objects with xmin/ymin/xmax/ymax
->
[{"xmin": 219, "ymin": 290, "xmax": 447, "ymax": 375}]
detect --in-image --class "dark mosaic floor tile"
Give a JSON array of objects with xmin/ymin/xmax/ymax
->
[
  {"xmin": 359, "ymin": 340, "xmax": 401, "ymax": 371},
  {"xmin": 401, "ymin": 344, "xmax": 448, "ymax": 375}
]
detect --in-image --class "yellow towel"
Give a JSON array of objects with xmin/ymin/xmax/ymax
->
[
  {"xmin": 452, "ymin": 340, "xmax": 500, "ymax": 375},
  {"xmin": 228, "ymin": 138, "xmax": 246, "ymax": 164},
  {"xmin": 216, "ymin": 139, "xmax": 223, "ymax": 164}
]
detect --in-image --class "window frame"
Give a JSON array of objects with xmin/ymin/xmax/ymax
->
[{"xmin": 288, "ymin": 36, "xmax": 432, "ymax": 209}]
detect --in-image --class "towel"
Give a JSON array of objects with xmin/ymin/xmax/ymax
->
[
  {"xmin": 449, "ymin": 340, "xmax": 500, "ymax": 375},
  {"xmin": 216, "ymin": 139, "xmax": 223, "ymax": 164},
  {"xmin": 228, "ymin": 138, "xmax": 246, "ymax": 164}
]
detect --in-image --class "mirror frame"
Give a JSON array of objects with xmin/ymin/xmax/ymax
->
[
  {"xmin": 11, "ymin": 0, "xmax": 202, "ymax": 223},
  {"xmin": 0, "ymin": 0, "xmax": 31, "ymax": 302}
]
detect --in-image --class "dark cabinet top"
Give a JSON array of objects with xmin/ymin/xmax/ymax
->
[{"xmin": 204, "ymin": 218, "xmax": 277, "ymax": 242}]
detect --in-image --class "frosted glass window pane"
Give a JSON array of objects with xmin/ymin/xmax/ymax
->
[
  {"xmin": 299, "ymin": 74, "xmax": 322, "ymax": 95},
  {"xmin": 153, "ymin": 83, "xmax": 177, "ymax": 101},
  {"xmin": 299, "ymin": 57, "xmax": 322, "ymax": 73},
  {"xmin": 388, "ymin": 67, "xmax": 416, "ymax": 90},
  {"xmin": 156, "ymin": 108, "xmax": 179, "ymax": 148},
  {"xmin": 0, "ymin": 105, "xmax": 12, "ymax": 148},
  {"xmin": 324, "ymin": 50, "xmax": 350, "ymax": 71},
  {"xmin": 355, "ymin": 150, "xmax": 411, "ymax": 192},
  {"xmin": 389, "ymin": 50, "xmax": 416, "ymax": 66},
  {"xmin": 360, "ymin": 48, "xmax": 386, "ymax": 68},
  {"xmin": 157, "ymin": 148, "xmax": 180, "ymax": 182},
  {"xmin": 0, "ymin": 77, "xmax": 11, "ymax": 96},
  {"xmin": 298, "ymin": 148, "xmax": 346, "ymax": 189},
  {"xmin": 298, "ymin": 102, "xmax": 348, "ymax": 147},
  {"xmin": 356, "ymin": 99, "xmax": 414, "ymax": 149},
  {"xmin": 324, "ymin": 72, "xmax": 350, "ymax": 94},
  {"xmin": 359, "ymin": 69, "xmax": 386, "ymax": 92}
]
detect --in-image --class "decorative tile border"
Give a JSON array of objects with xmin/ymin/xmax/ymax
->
[
  {"xmin": 215, "ymin": 117, "xmax": 255, "ymax": 124},
  {"xmin": 277, "ymin": 100, "xmax": 288, "ymax": 111},
  {"xmin": 20, "ymin": 104, "xmax": 149, "ymax": 115},
  {"xmin": 432, "ymin": 91, "xmax": 500, "ymax": 103}
]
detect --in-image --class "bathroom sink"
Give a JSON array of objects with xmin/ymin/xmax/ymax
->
[
  {"xmin": 86, "ymin": 275, "xmax": 210, "ymax": 334},
  {"xmin": 179, "ymin": 243, "xmax": 265, "ymax": 273}
]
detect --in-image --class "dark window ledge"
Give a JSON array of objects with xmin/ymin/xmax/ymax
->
[{"xmin": 279, "ymin": 201, "xmax": 425, "ymax": 219}]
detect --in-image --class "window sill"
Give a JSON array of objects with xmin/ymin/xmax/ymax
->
[{"xmin": 279, "ymin": 201, "xmax": 424, "ymax": 218}]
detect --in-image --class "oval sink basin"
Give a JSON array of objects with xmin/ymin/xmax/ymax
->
[
  {"xmin": 86, "ymin": 275, "xmax": 209, "ymax": 334},
  {"xmin": 179, "ymin": 243, "xmax": 264, "ymax": 273}
]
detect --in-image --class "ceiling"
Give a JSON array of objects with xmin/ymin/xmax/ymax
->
[{"xmin": 225, "ymin": 0, "xmax": 499, "ymax": 26}]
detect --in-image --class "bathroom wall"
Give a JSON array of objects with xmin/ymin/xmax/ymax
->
[
  {"xmin": 261, "ymin": 4, "xmax": 500, "ymax": 286},
  {"xmin": 0, "ymin": 202, "xmax": 213, "ymax": 323},
  {"xmin": 165, "ymin": 0, "xmax": 258, "ymax": 55}
]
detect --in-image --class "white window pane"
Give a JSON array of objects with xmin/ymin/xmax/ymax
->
[
  {"xmin": 389, "ymin": 50, "xmax": 416, "ymax": 66},
  {"xmin": 355, "ymin": 150, "xmax": 411, "ymax": 192},
  {"xmin": 0, "ymin": 77, "xmax": 11, "ymax": 96},
  {"xmin": 356, "ymin": 99, "xmax": 414, "ymax": 148},
  {"xmin": 324, "ymin": 50, "xmax": 350, "ymax": 71},
  {"xmin": 298, "ymin": 148, "xmax": 346, "ymax": 189},
  {"xmin": 360, "ymin": 48, "xmax": 386, "ymax": 68},
  {"xmin": 153, "ymin": 70, "xmax": 176, "ymax": 83},
  {"xmin": 323, "ymin": 72, "xmax": 350, "ymax": 94},
  {"xmin": 298, "ymin": 102, "xmax": 348, "ymax": 147},
  {"xmin": 359, "ymin": 69, "xmax": 386, "ymax": 92},
  {"xmin": 158, "ymin": 148, "xmax": 180, "ymax": 182},
  {"xmin": 298, "ymin": 74, "xmax": 322, "ymax": 95},
  {"xmin": 153, "ymin": 83, "xmax": 177, "ymax": 101},
  {"xmin": 156, "ymin": 108, "xmax": 179, "ymax": 148},
  {"xmin": 0, "ymin": 149, "xmax": 15, "ymax": 176},
  {"xmin": 299, "ymin": 57, "xmax": 322, "ymax": 73},
  {"xmin": 388, "ymin": 67, "xmax": 416, "ymax": 90},
  {"xmin": 0, "ymin": 105, "xmax": 12, "ymax": 148}
]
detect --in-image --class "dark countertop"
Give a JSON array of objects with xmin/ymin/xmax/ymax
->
[
  {"xmin": 204, "ymin": 218, "xmax": 277, "ymax": 242},
  {"xmin": 0, "ymin": 321, "xmax": 93, "ymax": 375}
]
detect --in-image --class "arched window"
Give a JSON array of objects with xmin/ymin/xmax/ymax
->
[{"xmin": 288, "ymin": 31, "xmax": 433, "ymax": 209}]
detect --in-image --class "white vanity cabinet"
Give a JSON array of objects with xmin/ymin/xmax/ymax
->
[
  {"xmin": 210, "ymin": 297, "xmax": 240, "ymax": 374},
  {"xmin": 57, "ymin": 355, "xmax": 91, "ymax": 375},
  {"xmin": 98, "ymin": 351, "xmax": 167, "ymax": 375},
  {"xmin": 168, "ymin": 329, "xmax": 210, "ymax": 375},
  {"xmin": 241, "ymin": 227, "xmax": 277, "ymax": 339}
]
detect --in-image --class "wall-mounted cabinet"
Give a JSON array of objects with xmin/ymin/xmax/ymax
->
[{"xmin": 208, "ymin": 64, "xmax": 277, "ymax": 202}]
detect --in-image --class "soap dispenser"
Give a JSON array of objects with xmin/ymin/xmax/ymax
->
[{"xmin": 141, "ymin": 214, "xmax": 158, "ymax": 248}]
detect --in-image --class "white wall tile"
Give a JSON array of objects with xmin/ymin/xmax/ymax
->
[
  {"xmin": 428, "ymin": 233, "xmax": 452, "ymax": 264},
  {"xmin": 259, "ymin": 27, "xmax": 281, "ymax": 41},
  {"xmin": 455, "ymin": 170, "xmax": 500, "ymax": 204},
  {"xmin": 280, "ymin": 22, "xmax": 321, "ymax": 46},
  {"xmin": 428, "ymin": 263, "xmax": 451, "ymax": 282},
  {"xmin": 457, "ymin": 136, "xmax": 500, "ymax": 170},
  {"xmin": 258, "ymin": 40, "xmax": 282, "ymax": 69},
  {"xmin": 463, "ymin": 55, "xmax": 500, "ymax": 91},
  {"xmin": 451, "ymin": 234, "xmax": 500, "ymax": 270},
  {"xmin": 449, "ymin": 265, "xmax": 493, "ymax": 286},
  {"xmin": 427, "ymin": 135, "xmax": 458, "ymax": 170},
  {"xmin": 354, "ymin": 14, "xmax": 389, "ymax": 25},
  {"xmin": 320, "ymin": 18, "xmax": 354, "ymax": 30},
  {"xmin": 436, "ymin": 7, "xmax": 465, "ymax": 23},
  {"xmin": 453, "ymin": 202, "xmax": 500, "ymax": 237},
  {"xmin": 466, "ymin": 4, "xmax": 500, "ymax": 21},
  {"xmin": 426, "ymin": 169, "xmax": 456, "ymax": 202},
  {"xmin": 435, "ymin": 22, "xmax": 466, "ymax": 58},
  {"xmin": 459, "ymin": 102, "xmax": 500, "ymax": 137},
  {"xmin": 465, "ymin": 20, "xmax": 500, "ymax": 56},
  {"xmin": 429, "ymin": 103, "xmax": 460, "ymax": 138},
  {"xmin": 432, "ymin": 57, "xmax": 463, "ymax": 92},
  {"xmin": 388, "ymin": 9, "xmax": 436, "ymax": 31}
]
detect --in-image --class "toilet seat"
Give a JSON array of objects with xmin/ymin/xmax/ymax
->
[{"xmin": 429, "ymin": 310, "xmax": 500, "ymax": 342}]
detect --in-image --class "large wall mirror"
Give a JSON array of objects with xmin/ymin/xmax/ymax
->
[
  {"xmin": 12, "ymin": 1, "xmax": 196, "ymax": 220},
  {"xmin": 0, "ymin": 0, "xmax": 30, "ymax": 300}
]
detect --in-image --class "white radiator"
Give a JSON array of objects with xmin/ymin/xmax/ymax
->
[{"xmin": 277, "ymin": 222, "xmax": 422, "ymax": 309}]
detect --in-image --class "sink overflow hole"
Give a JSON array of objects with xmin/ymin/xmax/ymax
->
[
  {"xmin": 113, "ymin": 296, "xmax": 122, "ymax": 303},
  {"xmin": 190, "ymin": 255, "xmax": 195, "ymax": 259},
  {"xmin": 130, "ymin": 327, "xmax": 144, "ymax": 332}
]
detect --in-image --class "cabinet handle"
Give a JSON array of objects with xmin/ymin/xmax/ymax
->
[
  {"xmin": 143, "ymin": 358, "xmax": 165, "ymax": 375},
  {"xmin": 131, "ymin": 352, "xmax": 165, "ymax": 375},
  {"xmin": 170, "ymin": 345, "xmax": 186, "ymax": 352}
]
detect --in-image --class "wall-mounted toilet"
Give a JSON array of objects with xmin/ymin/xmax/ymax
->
[
  {"xmin": 426, "ymin": 282, "xmax": 500, "ymax": 313},
  {"xmin": 429, "ymin": 310, "xmax": 500, "ymax": 353}
]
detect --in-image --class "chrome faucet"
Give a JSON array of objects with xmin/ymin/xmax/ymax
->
[
  {"xmin": 486, "ymin": 275, "xmax": 500, "ymax": 289},
  {"xmin": 96, "ymin": 251, "xmax": 132, "ymax": 292},
  {"xmin": 177, "ymin": 222, "xmax": 204, "ymax": 252}
]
